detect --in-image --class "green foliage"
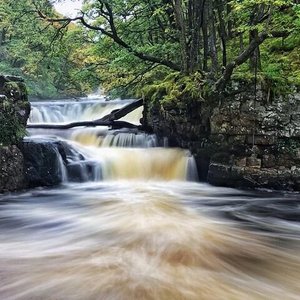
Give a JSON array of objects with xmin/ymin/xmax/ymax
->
[
  {"xmin": 259, "ymin": 31, "xmax": 300, "ymax": 94},
  {"xmin": 0, "ymin": 0, "xmax": 100, "ymax": 98},
  {"xmin": 66, "ymin": 0, "xmax": 300, "ymax": 99},
  {"xmin": 2, "ymin": 0, "xmax": 300, "ymax": 101},
  {"xmin": 228, "ymin": 0, "xmax": 300, "ymax": 94}
]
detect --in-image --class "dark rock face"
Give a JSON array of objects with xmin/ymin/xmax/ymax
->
[
  {"xmin": 19, "ymin": 139, "xmax": 66, "ymax": 188},
  {"xmin": 0, "ymin": 75, "xmax": 31, "ymax": 193},
  {"xmin": 0, "ymin": 146, "xmax": 25, "ymax": 193},
  {"xmin": 145, "ymin": 84, "xmax": 300, "ymax": 190},
  {"xmin": 144, "ymin": 98, "xmax": 212, "ymax": 180}
]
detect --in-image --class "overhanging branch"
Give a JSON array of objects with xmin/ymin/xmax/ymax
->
[
  {"xmin": 215, "ymin": 30, "xmax": 290, "ymax": 92},
  {"xmin": 37, "ymin": 10, "xmax": 180, "ymax": 71}
]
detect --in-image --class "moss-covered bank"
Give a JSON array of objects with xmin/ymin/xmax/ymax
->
[{"xmin": 144, "ymin": 78, "xmax": 300, "ymax": 191}]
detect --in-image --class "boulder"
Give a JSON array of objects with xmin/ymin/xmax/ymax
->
[
  {"xmin": 19, "ymin": 137, "xmax": 101, "ymax": 187},
  {"xmin": 19, "ymin": 139, "xmax": 66, "ymax": 188}
]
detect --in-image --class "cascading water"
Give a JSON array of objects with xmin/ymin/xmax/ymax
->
[
  {"xmin": 71, "ymin": 128, "xmax": 158, "ymax": 148},
  {"xmin": 65, "ymin": 137, "xmax": 198, "ymax": 181},
  {"xmin": 28, "ymin": 97, "xmax": 198, "ymax": 182},
  {"xmin": 29, "ymin": 97, "xmax": 140, "ymax": 124},
  {"xmin": 0, "ymin": 97, "xmax": 299, "ymax": 299}
]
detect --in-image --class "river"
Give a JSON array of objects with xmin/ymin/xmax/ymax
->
[{"xmin": 0, "ymin": 96, "xmax": 299, "ymax": 299}]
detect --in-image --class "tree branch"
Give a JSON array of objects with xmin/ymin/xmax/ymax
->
[
  {"xmin": 37, "ymin": 10, "xmax": 180, "ymax": 71},
  {"xmin": 120, "ymin": 63, "xmax": 158, "ymax": 92},
  {"xmin": 215, "ymin": 30, "xmax": 290, "ymax": 92}
]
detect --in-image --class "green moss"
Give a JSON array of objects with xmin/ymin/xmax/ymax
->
[
  {"xmin": 0, "ymin": 102, "xmax": 27, "ymax": 146},
  {"xmin": 142, "ymin": 72, "xmax": 207, "ymax": 108}
]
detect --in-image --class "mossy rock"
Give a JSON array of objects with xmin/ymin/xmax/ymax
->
[
  {"xmin": 3, "ymin": 82, "xmax": 28, "ymax": 101},
  {"xmin": 0, "ymin": 75, "xmax": 30, "ymax": 146},
  {"xmin": 0, "ymin": 108, "xmax": 27, "ymax": 146}
]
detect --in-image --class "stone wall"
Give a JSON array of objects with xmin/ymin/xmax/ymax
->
[
  {"xmin": 145, "ymin": 84, "xmax": 300, "ymax": 190},
  {"xmin": 0, "ymin": 75, "xmax": 30, "ymax": 193}
]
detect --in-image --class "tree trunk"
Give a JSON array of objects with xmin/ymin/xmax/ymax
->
[
  {"xmin": 187, "ymin": 0, "xmax": 204, "ymax": 73},
  {"xmin": 0, "ymin": 28, "xmax": 6, "ymax": 46},
  {"xmin": 208, "ymin": 1, "xmax": 218, "ymax": 73},
  {"xmin": 216, "ymin": 0, "xmax": 227, "ymax": 68},
  {"xmin": 173, "ymin": 0, "xmax": 189, "ymax": 73},
  {"xmin": 202, "ymin": 1, "xmax": 209, "ymax": 72},
  {"xmin": 249, "ymin": 29, "xmax": 262, "ymax": 72},
  {"xmin": 239, "ymin": 33, "xmax": 244, "ymax": 54},
  {"xmin": 173, "ymin": 0, "xmax": 205, "ymax": 74}
]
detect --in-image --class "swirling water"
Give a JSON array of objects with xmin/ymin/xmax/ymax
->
[{"xmin": 0, "ymin": 99, "xmax": 299, "ymax": 299}]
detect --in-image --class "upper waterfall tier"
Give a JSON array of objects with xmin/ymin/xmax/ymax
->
[{"xmin": 29, "ymin": 98, "xmax": 142, "ymax": 125}]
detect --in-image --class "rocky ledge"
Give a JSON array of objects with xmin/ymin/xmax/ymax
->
[
  {"xmin": 145, "ymin": 83, "xmax": 300, "ymax": 191},
  {"xmin": 208, "ymin": 164, "xmax": 300, "ymax": 190}
]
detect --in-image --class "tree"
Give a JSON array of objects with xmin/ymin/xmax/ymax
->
[
  {"xmin": 32, "ymin": 0, "xmax": 300, "ymax": 96},
  {"xmin": 0, "ymin": 0, "xmax": 99, "ymax": 98}
]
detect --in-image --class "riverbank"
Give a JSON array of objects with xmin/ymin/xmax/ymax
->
[{"xmin": 2, "ymin": 74, "xmax": 300, "ymax": 193}]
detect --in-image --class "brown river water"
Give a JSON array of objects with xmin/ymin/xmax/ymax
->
[{"xmin": 0, "ymin": 98, "xmax": 299, "ymax": 299}]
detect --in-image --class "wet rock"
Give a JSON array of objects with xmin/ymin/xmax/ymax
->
[
  {"xmin": 235, "ymin": 157, "xmax": 247, "ymax": 167},
  {"xmin": 296, "ymin": 149, "xmax": 300, "ymax": 160},
  {"xmin": 262, "ymin": 154, "xmax": 276, "ymax": 168},
  {"xmin": 246, "ymin": 154, "xmax": 261, "ymax": 168},
  {"xmin": 0, "ymin": 94, "xmax": 7, "ymax": 102},
  {"xmin": 207, "ymin": 161, "xmax": 300, "ymax": 191},
  {"xmin": 67, "ymin": 161, "xmax": 102, "ymax": 182},
  {"xmin": 0, "ymin": 75, "xmax": 30, "ymax": 127},
  {"xmin": 228, "ymin": 135, "xmax": 246, "ymax": 144},
  {"xmin": 246, "ymin": 135, "xmax": 277, "ymax": 145},
  {"xmin": 19, "ymin": 139, "xmax": 66, "ymax": 188},
  {"xmin": 67, "ymin": 163, "xmax": 88, "ymax": 182},
  {"xmin": 207, "ymin": 163, "xmax": 232, "ymax": 186},
  {"xmin": 0, "ymin": 145, "xmax": 25, "ymax": 193},
  {"xmin": 207, "ymin": 163, "xmax": 251, "ymax": 188}
]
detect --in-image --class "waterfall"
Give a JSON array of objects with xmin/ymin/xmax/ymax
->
[
  {"xmin": 27, "ymin": 98, "xmax": 198, "ymax": 184},
  {"xmin": 68, "ymin": 145, "xmax": 198, "ymax": 181},
  {"xmin": 29, "ymin": 99, "xmax": 139, "ymax": 124}
]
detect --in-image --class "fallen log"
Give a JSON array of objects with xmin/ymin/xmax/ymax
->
[{"xmin": 27, "ymin": 120, "xmax": 142, "ymax": 130}]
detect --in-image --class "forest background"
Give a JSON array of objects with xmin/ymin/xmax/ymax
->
[{"xmin": 0, "ymin": 0, "xmax": 299, "ymax": 100}]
